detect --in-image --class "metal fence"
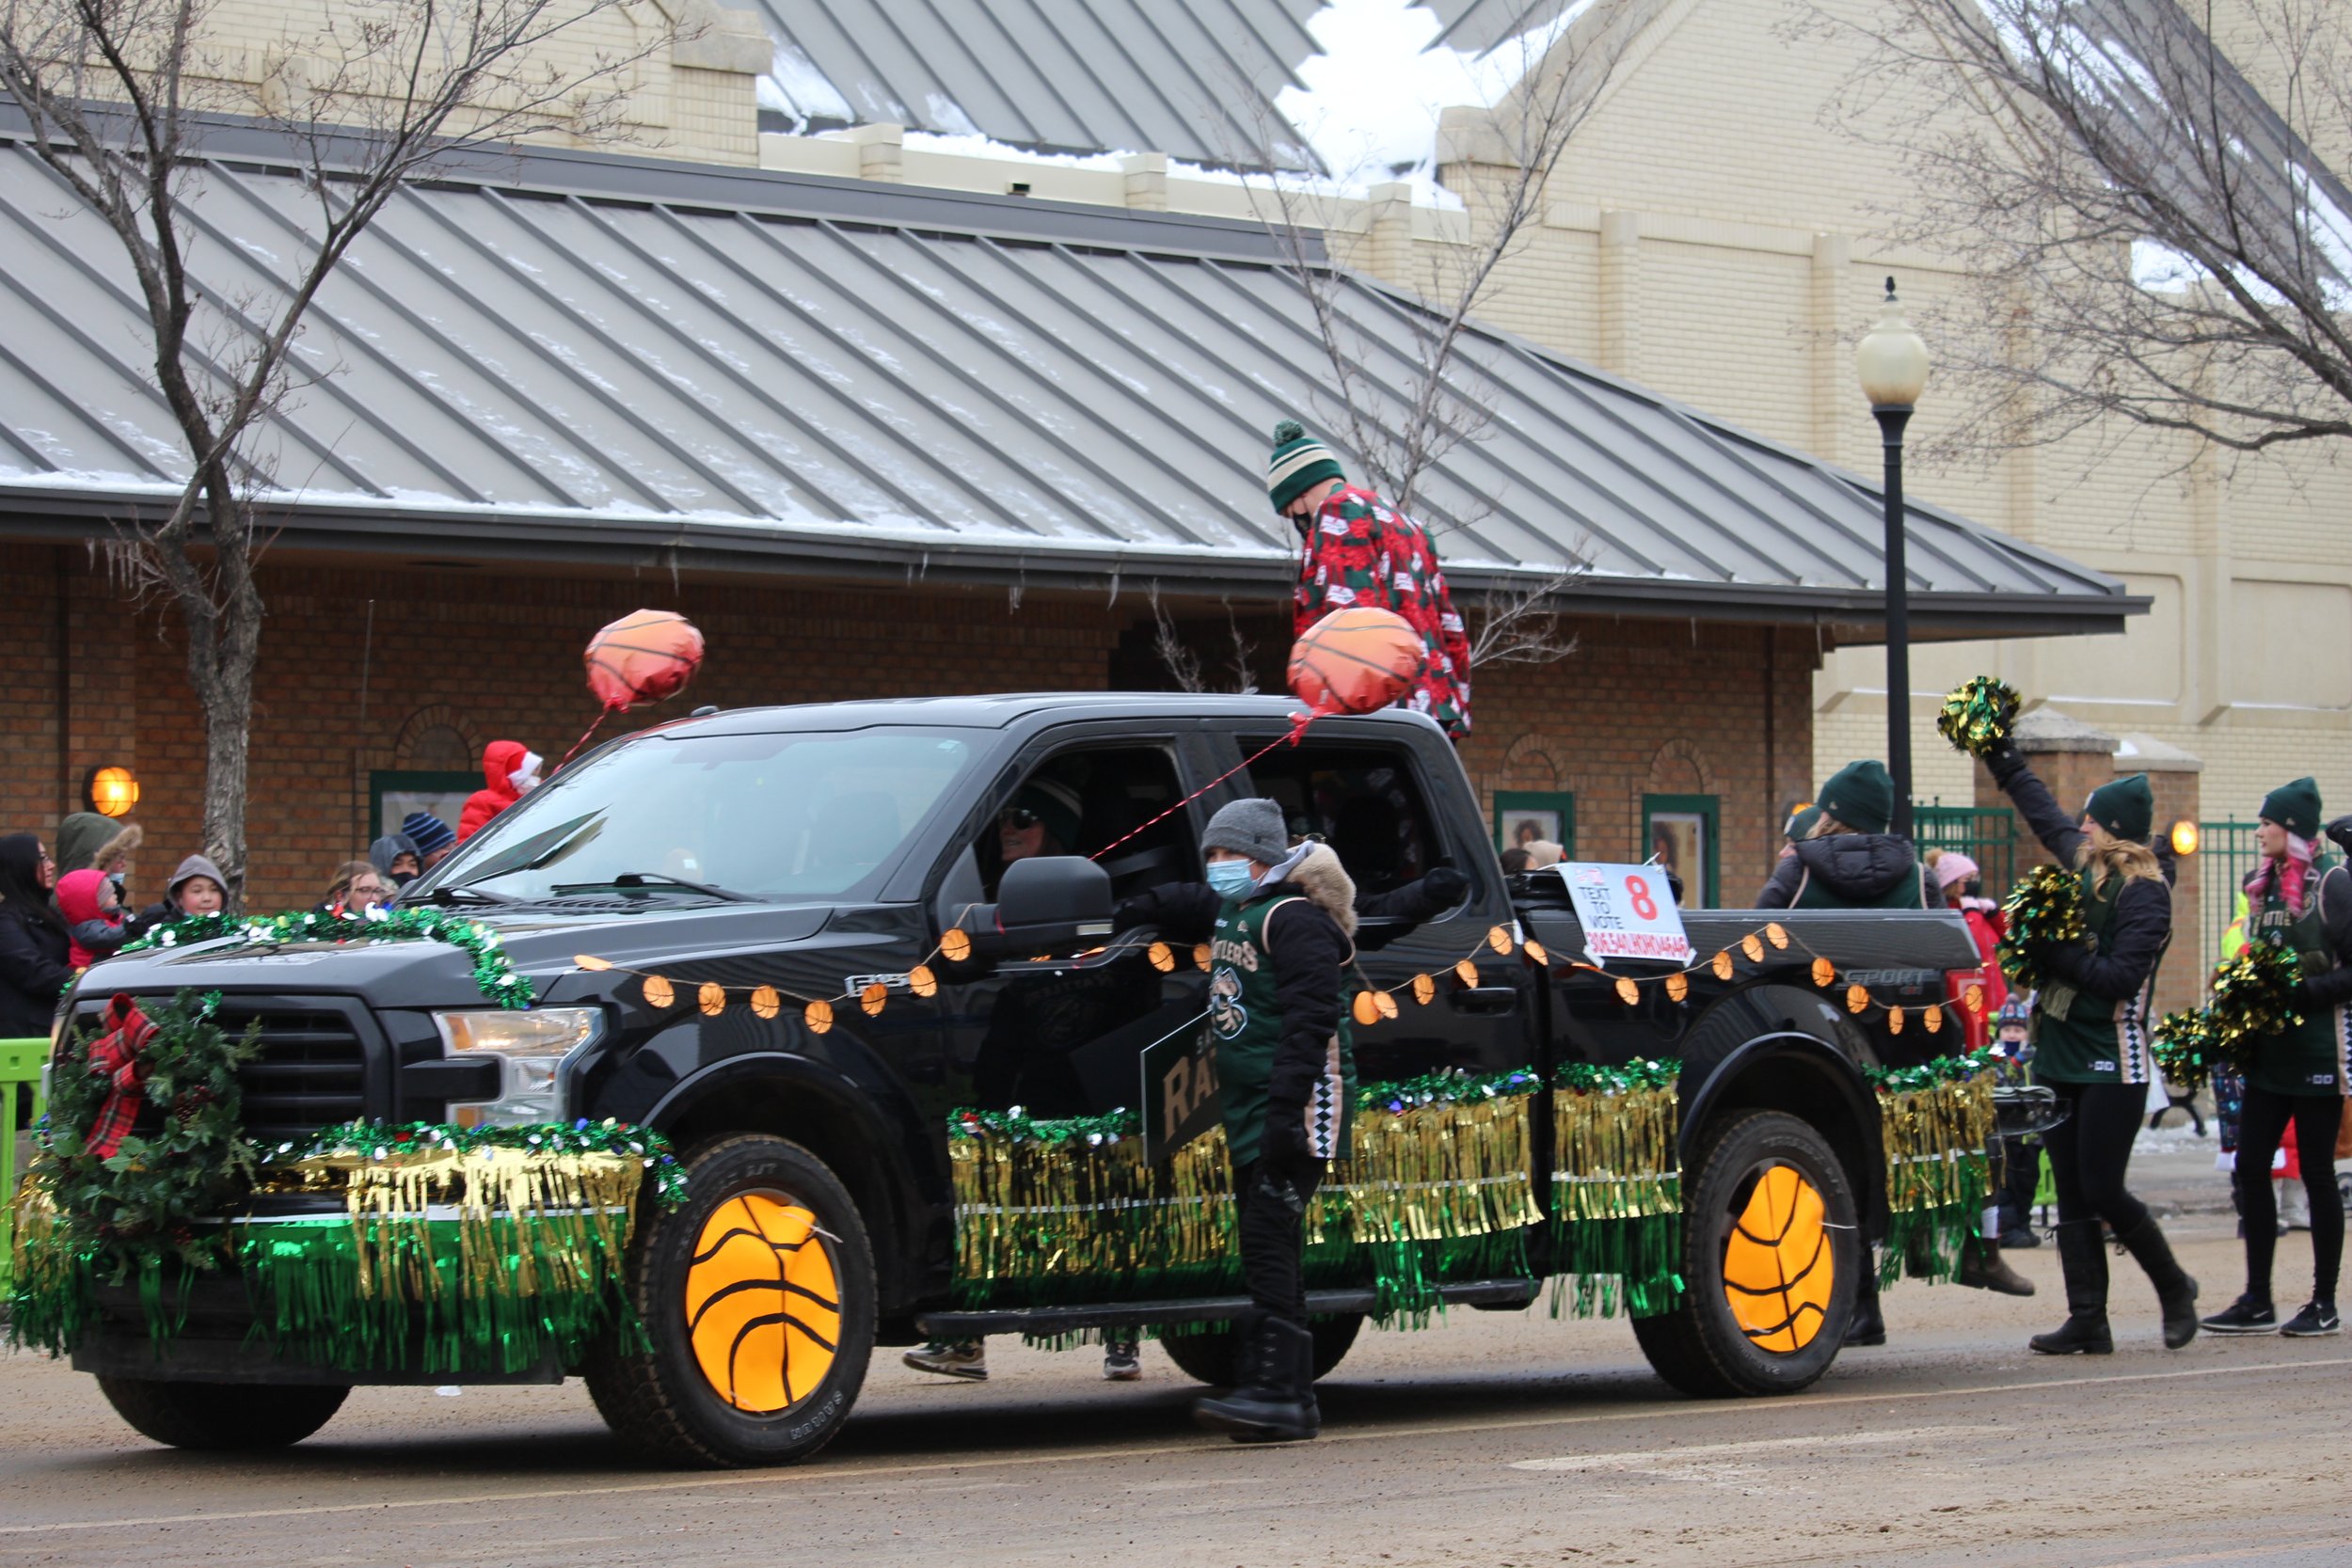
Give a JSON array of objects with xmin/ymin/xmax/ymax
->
[
  {"xmin": 0, "ymin": 1037, "xmax": 46, "ymax": 1291},
  {"xmin": 1913, "ymin": 801, "xmax": 2016, "ymax": 897}
]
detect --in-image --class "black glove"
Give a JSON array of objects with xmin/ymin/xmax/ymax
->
[
  {"xmin": 1420, "ymin": 865, "xmax": 1469, "ymax": 908},
  {"xmin": 2328, "ymin": 815, "xmax": 2352, "ymax": 862},
  {"xmin": 1984, "ymin": 738, "xmax": 2025, "ymax": 780},
  {"xmin": 1261, "ymin": 1104, "xmax": 1313, "ymax": 1164}
]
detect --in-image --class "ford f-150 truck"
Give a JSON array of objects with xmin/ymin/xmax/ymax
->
[{"xmin": 40, "ymin": 694, "xmax": 1985, "ymax": 1466}]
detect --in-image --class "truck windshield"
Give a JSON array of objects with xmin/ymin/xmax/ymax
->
[{"xmin": 433, "ymin": 727, "xmax": 980, "ymax": 903}]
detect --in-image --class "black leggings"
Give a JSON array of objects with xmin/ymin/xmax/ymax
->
[
  {"xmin": 2236, "ymin": 1086, "xmax": 2344, "ymax": 1307},
  {"xmin": 2042, "ymin": 1082, "xmax": 2150, "ymax": 1231},
  {"xmin": 1233, "ymin": 1152, "xmax": 1325, "ymax": 1327}
]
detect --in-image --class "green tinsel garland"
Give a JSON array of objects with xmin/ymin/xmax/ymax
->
[
  {"xmin": 1549, "ymin": 1060, "xmax": 1682, "ymax": 1318},
  {"xmin": 9, "ymin": 1117, "xmax": 686, "ymax": 1371},
  {"xmin": 2151, "ymin": 1009, "xmax": 2228, "ymax": 1093},
  {"xmin": 1935, "ymin": 675, "xmax": 2022, "ymax": 759},
  {"xmin": 1873, "ymin": 1064, "xmax": 1995, "ymax": 1288},
  {"xmin": 2207, "ymin": 939, "xmax": 2305, "ymax": 1053},
  {"xmin": 120, "ymin": 907, "xmax": 536, "ymax": 1009},
  {"xmin": 1998, "ymin": 864, "xmax": 2087, "ymax": 992}
]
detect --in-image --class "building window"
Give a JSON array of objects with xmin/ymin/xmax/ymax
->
[
  {"xmin": 1643, "ymin": 794, "xmax": 1718, "ymax": 908},
  {"xmin": 371, "ymin": 769, "xmax": 479, "ymax": 843},
  {"xmin": 1493, "ymin": 791, "xmax": 1575, "ymax": 859}
]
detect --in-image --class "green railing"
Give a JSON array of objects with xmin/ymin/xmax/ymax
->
[
  {"xmin": 1914, "ymin": 800, "xmax": 2017, "ymax": 898},
  {"xmin": 0, "ymin": 1037, "xmax": 46, "ymax": 1291},
  {"xmin": 2196, "ymin": 819, "xmax": 2262, "ymax": 976}
]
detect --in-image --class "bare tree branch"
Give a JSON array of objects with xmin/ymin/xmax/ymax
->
[
  {"xmin": 0, "ymin": 0, "xmax": 684, "ymax": 898},
  {"xmin": 1806, "ymin": 0, "xmax": 2352, "ymax": 467}
]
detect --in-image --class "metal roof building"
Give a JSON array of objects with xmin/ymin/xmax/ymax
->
[{"xmin": 0, "ymin": 117, "xmax": 2138, "ymax": 641}]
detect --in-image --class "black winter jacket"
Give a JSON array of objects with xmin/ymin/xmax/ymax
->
[
  {"xmin": 1117, "ymin": 863, "xmax": 1461, "ymax": 1114},
  {"xmin": 0, "ymin": 906, "xmax": 71, "ymax": 1038},
  {"xmin": 1754, "ymin": 833, "xmax": 1921, "ymax": 909},
  {"xmin": 1992, "ymin": 748, "xmax": 2175, "ymax": 1005}
]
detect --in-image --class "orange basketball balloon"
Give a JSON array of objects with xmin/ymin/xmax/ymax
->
[
  {"xmin": 586, "ymin": 609, "xmax": 705, "ymax": 712},
  {"xmin": 1287, "ymin": 608, "xmax": 1425, "ymax": 717}
]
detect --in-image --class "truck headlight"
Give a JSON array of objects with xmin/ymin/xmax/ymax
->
[{"xmin": 434, "ymin": 1006, "xmax": 602, "ymax": 1126}]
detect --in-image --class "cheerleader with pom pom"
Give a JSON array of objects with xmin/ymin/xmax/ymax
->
[
  {"xmin": 1973, "ymin": 716, "xmax": 2198, "ymax": 1354},
  {"xmin": 2201, "ymin": 782, "xmax": 2352, "ymax": 1338}
]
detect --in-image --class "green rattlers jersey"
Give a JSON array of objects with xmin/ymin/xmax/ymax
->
[
  {"xmin": 1207, "ymin": 888, "xmax": 1356, "ymax": 1166},
  {"xmin": 2242, "ymin": 876, "xmax": 2351, "ymax": 1097},
  {"xmin": 2033, "ymin": 867, "xmax": 2162, "ymax": 1086}
]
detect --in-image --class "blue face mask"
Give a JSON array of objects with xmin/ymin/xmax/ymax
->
[{"xmin": 1205, "ymin": 859, "xmax": 1255, "ymax": 899}]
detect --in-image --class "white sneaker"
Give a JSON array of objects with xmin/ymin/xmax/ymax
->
[{"xmin": 903, "ymin": 1339, "xmax": 987, "ymax": 1379}]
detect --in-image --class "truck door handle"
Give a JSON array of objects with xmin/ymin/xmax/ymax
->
[{"xmin": 1448, "ymin": 986, "xmax": 1518, "ymax": 1015}]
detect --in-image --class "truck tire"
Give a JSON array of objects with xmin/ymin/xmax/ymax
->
[
  {"xmin": 1158, "ymin": 1314, "xmax": 1363, "ymax": 1386},
  {"xmin": 1632, "ymin": 1109, "xmax": 1858, "ymax": 1400},
  {"xmin": 97, "ymin": 1377, "xmax": 347, "ymax": 1449},
  {"xmin": 584, "ymin": 1134, "xmax": 875, "ymax": 1468}
]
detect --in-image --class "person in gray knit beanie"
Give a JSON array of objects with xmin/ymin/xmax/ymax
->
[{"xmin": 1203, "ymin": 798, "xmax": 1289, "ymax": 869}]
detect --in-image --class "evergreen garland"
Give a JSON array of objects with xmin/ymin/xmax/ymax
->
[
  {"xmin": 36, "ymin": 990, "xmax": 263, "ymax": 1276},
  {"xmin": 1865, "ymin": 1050, "xmax": 1994, "ymax": 1094},
  {"xmin": 1997, "ymin": 863, "xmax": 2087, "ymax": 991},
  {"xmin": 120, "ymin": 906, "xmax": 536, "ymax": 1009}
]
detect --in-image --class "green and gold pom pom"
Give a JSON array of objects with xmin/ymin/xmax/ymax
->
[
  {"xmin": 2151, "ymin": 1010, "xmax": 2226, "ymax": 1093},
  {"xmin": 2207, "ymin": 939, "xmax": 2304, "ymax": 1053},
  {"xmin": 1996, "ymin": 863, "xmax": 2086, "ymax": 991},
  {"xmin": 1936, "ymin": 675, "xmax": 2022, "ymax": 760}
]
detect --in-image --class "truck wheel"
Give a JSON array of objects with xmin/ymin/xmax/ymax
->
[
  {"xmin": 1632, "ymin": 1109, "xmax": 1857, "ymax": 1399},
  {"xmin": 97, "ymin": 1377, "xmax": 347, "ymax": 1449},
  {"xmin": 584, "ymin": 1134, "xmax": 875, "ymax": 1468},
  {"xmin": 1159, "ymin": 1314, "xmax": 1363, "ymax": 1386}
]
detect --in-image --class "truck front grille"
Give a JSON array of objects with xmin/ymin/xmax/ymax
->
[{"xmin": 215, "ymin": 1007, "xmax": 369, "ymax": 1147}]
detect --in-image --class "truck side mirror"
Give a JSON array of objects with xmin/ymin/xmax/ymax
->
[{"xmin": 968, "ymin": 855, "xmax": 1116, "ymax": 956}]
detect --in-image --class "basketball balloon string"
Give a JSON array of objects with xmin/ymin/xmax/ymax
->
[
  {"xmin": 1088, "ymin": 608, "xmax": 1423, "ymax": 865},
  {"xmin": 556, "ymin": 609, "xmax": 707, "ymax": 773}
]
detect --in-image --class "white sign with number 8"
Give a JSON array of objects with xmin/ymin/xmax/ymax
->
[{"xmin": 1555, "ymin": 863, "xmax": 1695, "ymax": 967}]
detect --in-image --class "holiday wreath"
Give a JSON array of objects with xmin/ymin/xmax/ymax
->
[{"xmin": 8, "ymin": 988, "xmax": 684, "ymax": 1373}]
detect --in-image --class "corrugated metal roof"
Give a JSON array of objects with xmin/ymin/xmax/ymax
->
[
  {"xmin": 753, "ymin": 0, "xmax": 1327, "ymax": 170},
  {"xmin": 0, "ymin": 122, "xmax": 2136, "ymax": 636}
]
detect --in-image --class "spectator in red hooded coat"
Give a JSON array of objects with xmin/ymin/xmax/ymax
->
[{"xmin": 457, "ymin": 741, "xmax": 543, "ymax": 842}]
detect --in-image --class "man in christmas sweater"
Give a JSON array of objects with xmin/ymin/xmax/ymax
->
[{"xmin": 1266, "ymin": 420, "xmax": 1472, "ymax": 738}]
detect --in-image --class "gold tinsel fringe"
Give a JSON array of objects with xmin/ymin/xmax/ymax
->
[
  {"xmin": 1550, "ymin": 1085, "xmax": 1680, "ymax": 1222},
  {"xmin": 1878, "ymin": 1073, "xmax": 1996, "ymax": 1217}
]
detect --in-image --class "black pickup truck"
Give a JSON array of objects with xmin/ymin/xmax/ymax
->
[{"xmin": 55, "ymin": 693, "xmax": 1981, "ymax": 1466}]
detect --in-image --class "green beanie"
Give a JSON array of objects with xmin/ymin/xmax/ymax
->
[
  {"xmin": 2260, "ymin": 776, "xmax": 2322, "ymax": 840},
  {"xmin": 1817, "ymin": 760, "xmax": 1896, "ymax": 835},
  {"xmin": 2084, "ymin": 773, "xmax": 2154, "ymax": 844},
  {"xmin": 1266, "ymin": 419, "xmax": 1344, "ymax": 514}
]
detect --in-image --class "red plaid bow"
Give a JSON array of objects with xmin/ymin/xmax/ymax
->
[{"xmin": 84, "ymin": 992, "xmax": 156, "ymax": 1159}]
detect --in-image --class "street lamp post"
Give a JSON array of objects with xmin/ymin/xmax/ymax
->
[{"xmin": 1856, "ymin": 277, "xmax": 1930, "ymax": 839}]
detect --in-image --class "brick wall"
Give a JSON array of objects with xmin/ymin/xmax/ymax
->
[{"xmin": 4, "ymin": 547, "xmax": 1818, "ymax": 916}]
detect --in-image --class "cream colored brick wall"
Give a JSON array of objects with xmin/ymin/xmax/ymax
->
[
  {"xmin": 1431, "ymin": 0, "xmax": 2352, "ymax": 827},
  {"xmin": 160, "ymin": 0, "xmax": 762, "ymax": 166}
]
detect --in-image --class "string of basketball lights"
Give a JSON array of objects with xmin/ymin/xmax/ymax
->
[{"xmin": 574, "ymin": 913, "xmax": 1986, "ymax": 1036}]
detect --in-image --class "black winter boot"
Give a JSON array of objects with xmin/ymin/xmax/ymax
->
[
  {"xmin": 1958, "ymin": 1235, "xmax": 2036, "ymax": 1296},
  {"xmin": 2113, "ymin": 1212, "xmax": 2199, "ymax": 1349},
  {"xmin": 1844, "ymin": 1271, "xmax": 1886, "ymax": 1347},
  {"xmin": 1193, "ymin": 1319, "xmax": 1318, "ymax": 1442},
  {"xmin": 2029, "ymin": 1220, "xmax": 2113, "ymax": 1354}
]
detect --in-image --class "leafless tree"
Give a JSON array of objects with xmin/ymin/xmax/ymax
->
[
  {"xmin": 0, "ymin": 0, "xmax": 682, "ymax": 900},
  {"xmin": 1165, "ymin": 3, "xmax": 1644, "ymax": 689},
  {"xmin": 1812, "ymin": 0, "xmax": 2352, "ymax": 466},
  {"xmin": 1148, "ymin": 585, "xmax": 1260, "ymax": 695}
]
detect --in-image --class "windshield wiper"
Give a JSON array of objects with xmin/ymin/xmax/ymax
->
[
  {"xmin": 549, "ymin": 872, "xmax": 757, "ymax": 903},
  {"xmin": 414, "ymin": 883, "xmax": 524, "ymax": 907}
]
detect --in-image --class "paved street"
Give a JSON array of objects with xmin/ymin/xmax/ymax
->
[{"xmin": 3, "ymin": 1144, "xmax": 2344, "ymax": 1567}]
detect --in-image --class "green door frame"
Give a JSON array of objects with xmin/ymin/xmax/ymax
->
[
  {"xmin": 1492, "ymin": 790, "xmax": 1576, "ymax": 857},
  {"xmin": 1642, "ymin": 792, "xmax": 1720, "ymax": 907}
]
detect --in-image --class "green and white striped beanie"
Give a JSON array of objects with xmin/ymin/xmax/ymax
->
[{"xmin": 1266, "ymin": 419, "xmax": 1344, "ymax": 513}]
